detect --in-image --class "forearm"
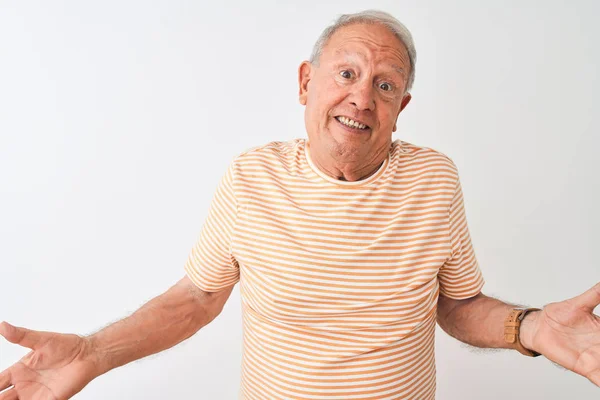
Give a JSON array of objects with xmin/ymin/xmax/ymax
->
[
  {"xmin": 436, "ymin": 293, "xmax": 539, "ymax": 351},
  {"xmin": 87, "ymin": 281, "xmax": 219, "ymax": 376}
]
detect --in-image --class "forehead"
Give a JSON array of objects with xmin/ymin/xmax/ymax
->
[{"xmin": 321, "ymin": 23, "xmax": 410, "ymax": 69}]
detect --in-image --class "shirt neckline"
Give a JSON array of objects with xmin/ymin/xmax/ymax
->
[{"xmin": 304, "ymin": 139, "xmax": 391, "ymax": 186}]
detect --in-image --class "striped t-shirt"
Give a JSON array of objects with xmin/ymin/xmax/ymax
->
[{"xmin": 185, "ymin": 138, "xmax": 485, "ymax": 399}]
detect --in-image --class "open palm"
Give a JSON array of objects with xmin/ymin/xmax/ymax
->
[
  {"xmin": 530, "ymin": 283, "xmax": 600, "ymax": 386},
  {"xmin": 0, "ymin": 322, "xmax": 99, "ymax": 400}
]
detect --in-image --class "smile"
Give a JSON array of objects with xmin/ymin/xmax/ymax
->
[{"xmin": 335, "ymin": 116, "xmax": 370, "ymax": 130}]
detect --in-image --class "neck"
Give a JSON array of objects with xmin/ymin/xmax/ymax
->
[{"xmin": 307, "ymin": 141, "xmax": 389, "ymax": 182}]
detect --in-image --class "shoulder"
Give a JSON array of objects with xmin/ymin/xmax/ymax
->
[
  {"xmin": 233, "ymin": 138, "xmax": 304, "ymax": 165},
  {"xmin": 393, "ymin": 139, "xmax": 459, "ymax": 176},
  {"xmin": 228, "ymin": 139, "xmax": 305, "ymax": 183}
]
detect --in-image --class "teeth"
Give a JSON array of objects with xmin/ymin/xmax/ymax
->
[{"xmin": 337, "ymin": 116, "xmax": 367, "ymax": 130}]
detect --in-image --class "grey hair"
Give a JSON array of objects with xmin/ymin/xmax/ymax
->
[{"xmin": 309, "ymin": 10, "xmax": 417, "ymax": 92}]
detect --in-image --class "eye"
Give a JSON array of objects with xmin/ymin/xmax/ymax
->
[
  {"xmin": 378, "ymin": 82, "xmax": 393, "ymax": 92},
  {"xmin": 339, "ymin": 70, "xmax": 353, "ymax": 79}
]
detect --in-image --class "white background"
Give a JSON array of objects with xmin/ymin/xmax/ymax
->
[{"xmin": 1, "ymin": 0, "xmax": 599, "ymax": 399}]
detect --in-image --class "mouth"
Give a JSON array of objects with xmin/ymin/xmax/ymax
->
[{"xmin": 334, "ymin": 116, "xmax": 371, "ymax": 131}]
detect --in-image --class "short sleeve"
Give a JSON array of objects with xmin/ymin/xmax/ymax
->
[
  {"xmin": 184, "ymin": 161, "xmax": 240, "ymax": 292},
  {"xmin": 438, "ymin": 176, "xmax": 485, "ymax": 299}
]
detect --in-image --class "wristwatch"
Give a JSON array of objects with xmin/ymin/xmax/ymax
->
[{"xmin": 504, "ymin": 308, "xmax": 542, "ymax": 357}]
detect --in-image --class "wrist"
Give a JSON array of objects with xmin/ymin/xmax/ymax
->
[
  {"xmin": 83, "ymin": 334, "xmax": 112, "ymax": 377},
  {"xmin": 518, "ymin": 310, "xmax": 540, "ymax": 353}
]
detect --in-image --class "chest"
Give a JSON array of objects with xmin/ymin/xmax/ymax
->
[{"xmin": 232, "ymin": 181, "xmax": 451, "ymax": 313}]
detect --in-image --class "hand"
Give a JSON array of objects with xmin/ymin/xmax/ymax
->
[
  {"xmin": 523, "ymin": 282, "xmax": 600, "ymax": 386},
  {"xmin": 0, "ymin": 322, "xmax": 99, "ymax": 400}
]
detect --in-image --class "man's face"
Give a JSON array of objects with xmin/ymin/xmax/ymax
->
[{"xmin": 299, "ymin": 23, "xmax": 412, "ymax": 164}]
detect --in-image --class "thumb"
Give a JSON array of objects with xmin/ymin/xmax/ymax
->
[
  {"xmin": 570, "ymin": 282, "xmax": 600, "ymax": 313},
  {"xmin": 0, "ymin": 321, "xmax": 45, "ymax": 350}
]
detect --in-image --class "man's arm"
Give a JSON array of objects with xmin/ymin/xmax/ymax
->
[
  {"xmin": 437, "ymin": 285, "xmax": 600, "ymax": 387},
  {"xmin": 436, "ymin": 292, "xmax": 539, "ymax": 352},
  {"xmin": 89, "ymin": 275, "xmax": 234, "ymax": 375},
  {"xmin": 0, "ymin": 275, "xmax": 234, "ymax": 399}
]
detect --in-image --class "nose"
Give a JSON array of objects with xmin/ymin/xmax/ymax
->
[{"xmin": 349, "ymin": 80, "xmax": 376, "ymax": 111}]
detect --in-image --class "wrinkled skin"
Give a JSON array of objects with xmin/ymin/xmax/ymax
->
[{"xmin": 298, "ymin": 22, "xmax": 412, "ymax": 182}]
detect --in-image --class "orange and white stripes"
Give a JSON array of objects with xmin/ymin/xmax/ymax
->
[{"xmin": 185, "ymin": 138, "xmax": 484, "ymax": 399}]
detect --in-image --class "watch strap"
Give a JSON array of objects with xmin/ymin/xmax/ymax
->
[{"xmin": 504, "ymin": 308, "xmax": 542, "ymax": 357}]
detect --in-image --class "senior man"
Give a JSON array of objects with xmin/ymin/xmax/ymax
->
[{"xmin": 1, "ymin": 10, "xmax": 599, "ymax": 400}]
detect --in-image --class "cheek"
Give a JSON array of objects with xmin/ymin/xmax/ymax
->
[
  {"xmin": 377, "ymin": 103, "xmax": 402, "ymax": 127},
  {"xmin": 313, "ymin": 78, "xmax": 346, "ymax": 109}
]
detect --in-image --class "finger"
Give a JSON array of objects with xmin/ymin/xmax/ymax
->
[
  {"xmin": 0, "ymin": 388, "xmax": 18, "ymax": 400},
  {"xmin": 570, "ymin": 282, "xmax": 600, "ymax": 312},
  {"xmin": 0, "ymin": 321, "xmax": 43, "ymax": 350},
  {"xmin": 0, "ymin": 368, "xmax": 12, "ymax": 391}
]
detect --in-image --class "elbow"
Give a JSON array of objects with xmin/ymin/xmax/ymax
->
[
  {"xmin": 190, "ymin": 284, "xmax": 235, "ymax": 328},
  {"xmin": 436, "ymin": 292, "xmax": 486, "ymax": 332}
]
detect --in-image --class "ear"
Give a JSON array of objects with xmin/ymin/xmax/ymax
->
[
  {"xmin": 298, "ymin": 61, "xmax": 313, "ymax": 106},
  {"xmin": 393, "ymin": 92, "xmax": 412, "ymax": 132}
]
